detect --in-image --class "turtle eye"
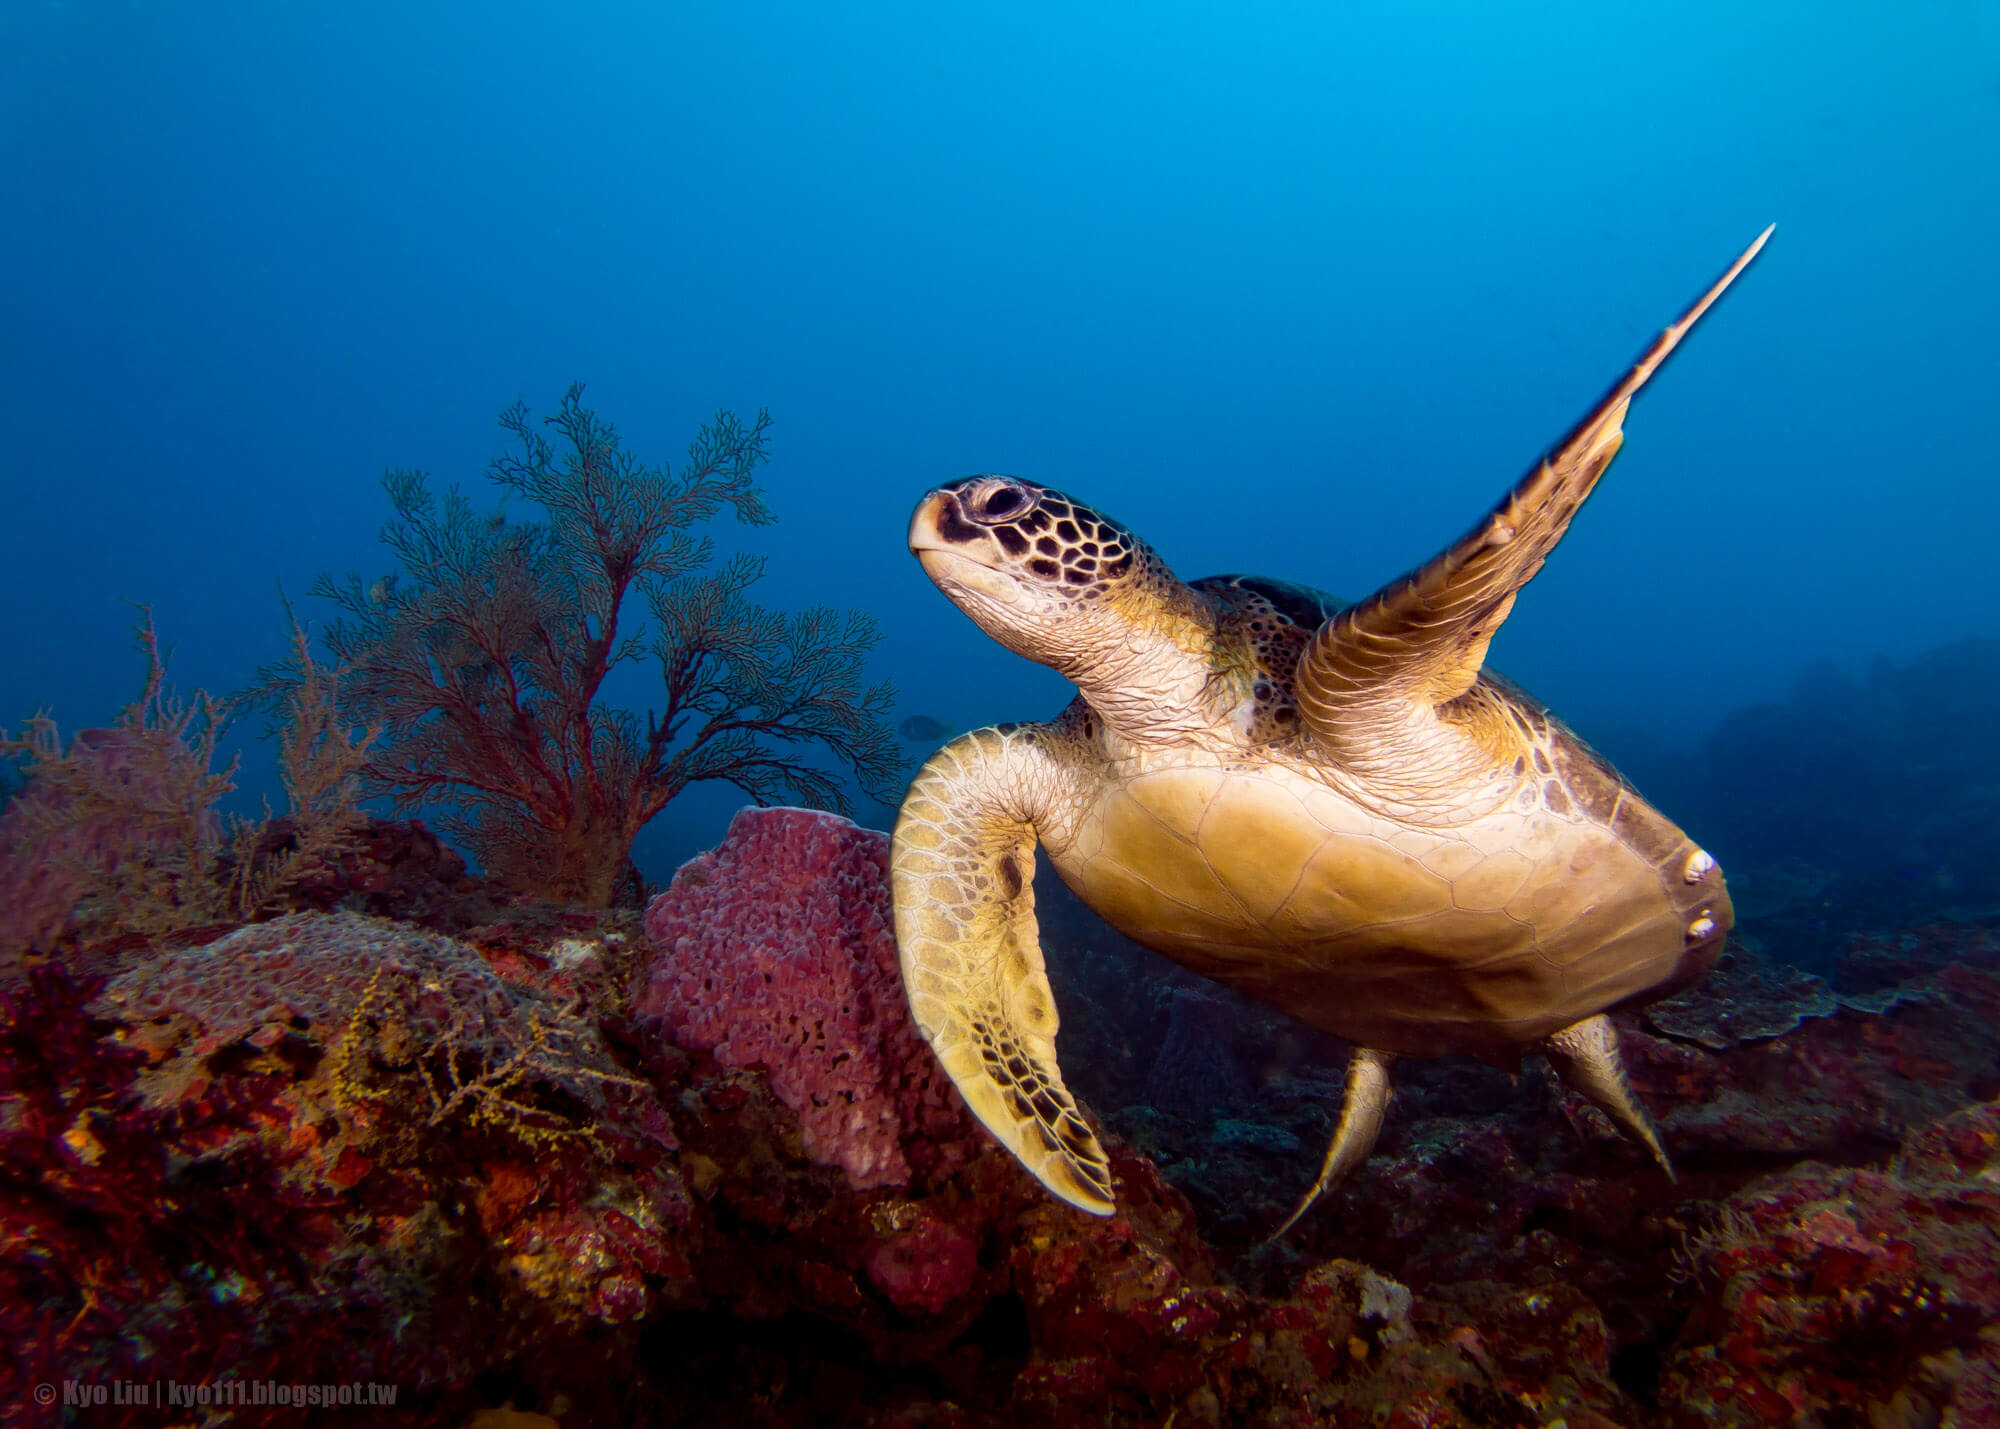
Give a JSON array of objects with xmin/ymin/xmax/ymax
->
[{"xmin": 968, "ymin": 480, "xmax": 1029, "ymax": 523}]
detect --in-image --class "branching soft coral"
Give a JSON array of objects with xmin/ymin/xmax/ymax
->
[
  {"xmin": 268, "ymin": 385, "xmax": 901, "ymax": 906},
  {"xmin": 232, "ymin": 612, "xmax": 381, "ymax": 916},
  {"xmin": 0, "ymin": 615, "xmax": 237, "ymax": 959},
  {"xmin": 0, "ymin": 613, "xmax": 378, "ymax": 964}
]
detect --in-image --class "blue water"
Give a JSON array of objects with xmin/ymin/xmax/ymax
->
[{"xmin": 4, "ymin": 1, "xmax": 1997, "ymax": 874}]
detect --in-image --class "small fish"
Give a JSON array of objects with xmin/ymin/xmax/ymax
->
[{"xmin": 898, "ymin": 714, "xmax": 956, "ymax": 743}]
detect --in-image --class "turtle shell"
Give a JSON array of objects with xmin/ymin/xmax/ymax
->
[{"xmin": 1040, "ymin": 574, "xmax": 1729, "ymax": 1062}]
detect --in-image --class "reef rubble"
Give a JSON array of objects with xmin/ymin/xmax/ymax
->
[{"xmin": 2, "ymin": 804, "xmax": 1998, "ymax": 1427}]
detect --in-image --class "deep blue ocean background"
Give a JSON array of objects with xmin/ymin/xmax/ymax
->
[{"xmin": 4, "ymin": 1, "xmax": 1997, "ymax": 880}]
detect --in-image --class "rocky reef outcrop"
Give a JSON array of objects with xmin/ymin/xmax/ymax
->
[{"xmin": 3, "ymin": 805, "xmax": 1998, "ymax": 1426}]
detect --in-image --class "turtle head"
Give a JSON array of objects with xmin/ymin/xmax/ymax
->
[{"xmin": 909, "ymin": 476, "xmax": 1184, "ymax": 674}]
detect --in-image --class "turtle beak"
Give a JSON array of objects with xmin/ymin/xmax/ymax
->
[
  {"xmin": 909, "ymin": 489, "xmax": 1027, "ymax": 607},
  {"xmin": 907, "ymin": 489, "xmax": 956, "ymax": 557},
  {"xmin": 908, "ymin": 490, "xmax": 963, "ymax": 585},
  {"xmin": 910, "ymin": 488, "xmax": 986, "ymax": 573},
  {"xmin": 909, "ymin": 487, "xmax": 992, "ymax": 553}
]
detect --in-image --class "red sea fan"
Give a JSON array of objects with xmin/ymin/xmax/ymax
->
[{"xmin": 251, "ymin": 386, "xmax": 902, "ymax": 907}]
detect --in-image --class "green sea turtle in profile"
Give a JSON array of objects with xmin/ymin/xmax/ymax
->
[{"xmin": 892, "ymin": 229, "xmax": 1768, "ymax": 1233}]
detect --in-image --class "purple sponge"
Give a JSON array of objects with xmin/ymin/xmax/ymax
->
[{"xmin": 636, "ymin": 806, "xmax": 971, "ymax": 1191}]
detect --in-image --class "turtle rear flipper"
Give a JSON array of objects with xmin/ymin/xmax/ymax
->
[
  {"xmin": 1266, "ymin": 1046, "xmax": 1396, "ymax": 1242},
  {"xmin": 1293, "ymin": 226, "xmax": 1773, "ymax": 783},
  {"xmin": 1545, "ymin": 1012, "xmax": 1674, "ymax": 1178},
  {"xmin": 892, "ymin": 727, "xmax": 1115, "ymax": 1215}
]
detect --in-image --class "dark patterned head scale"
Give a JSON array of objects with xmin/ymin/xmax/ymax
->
[{"xmin": 930, "ymin": 475, "xmax": 1144, "ymax": 597}]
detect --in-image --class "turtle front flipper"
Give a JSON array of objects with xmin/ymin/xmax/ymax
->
[
  {"xmin": 1293, "ymin": 227, "xmax": 1773, "ymax": 781},
  {"xmin": 891, "ymin": 727, "xmax": 1115, "ymax": 1215},
  {"xmin": 1545, "ymin": 1013, "xmax": 1674, "ymax": 1179},
  {"xmin": 1266, "ymin": 1046, "xmax": 1397, "ymax": 1242}
]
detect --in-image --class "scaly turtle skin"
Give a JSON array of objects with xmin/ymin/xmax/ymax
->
[{"xmin": 892, "ymin": 230, "xmax": 1768, "ymax": 1232}]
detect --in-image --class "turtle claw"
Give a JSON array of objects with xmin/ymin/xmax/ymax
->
[
  {"xmin": 1544, "ymin": 1013, "xmax": 1675, "ymax": 1179},
  {"xmin": 1264, "ymin": 1046, "xmax": 1397, "ymax": 1244}
]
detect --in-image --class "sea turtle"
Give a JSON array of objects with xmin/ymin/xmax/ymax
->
[{"xmin": 891, "ymin": 229, "xmax": 1767, "ymax": 1233}]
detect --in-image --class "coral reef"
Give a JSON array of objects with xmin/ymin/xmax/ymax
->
[
  {"xmin": 1656, "ymin": 1099, "xmax": 2000, "ymax": 1426},
  {"xmin": 5, "ymin": 800, "xmax": 2000, "ymax": 1426},
  {"xmin": 3, "ymin": 907, "xmax": 694, "ymax": 1427},
  {"xmin": 1640, "ymin": 943, "xmax": 1916, "ymax": 1050}
]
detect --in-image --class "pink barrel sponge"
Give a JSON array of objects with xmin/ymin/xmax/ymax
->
[{"xmin": 635, "ymin": 806, "xmax": 971, "ymax": 1191}]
